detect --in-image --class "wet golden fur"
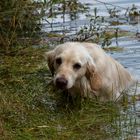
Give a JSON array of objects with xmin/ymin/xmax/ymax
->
[{"xmin": 45, "ymin": 42, "xmax": 136, "ymax": 101}]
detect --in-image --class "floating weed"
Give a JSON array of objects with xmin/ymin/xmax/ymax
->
[{"xmin": 104, "ymin": 46, "xmax": 124, "ymax": 52}]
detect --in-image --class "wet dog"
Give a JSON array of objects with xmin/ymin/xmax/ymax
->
[{"xmin": 45, "ymin": 42, "xmax": 136, "ymax": 101}]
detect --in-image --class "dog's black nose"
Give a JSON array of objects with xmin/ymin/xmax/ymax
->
[{"xmin": 55, "ymin": 77, "xmax": 68, "ymax": 89}]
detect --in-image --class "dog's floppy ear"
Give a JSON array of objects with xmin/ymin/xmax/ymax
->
[
  {"xmin": 44, "ymin": 50, "xmax": 55, "ymax": 76},
  {"xmin": 86, "ymin": 62, "xmax": 102, "ymax": 91}
]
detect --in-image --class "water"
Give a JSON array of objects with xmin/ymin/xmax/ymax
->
[
  {"xmin": 110, "ymin": 36, "xmax": 140, "ymax": 82},
  {"xmin": 80, "ymin": 0, "xmax": 140, "ymax": 16},
  {"xmin": 42, "ymin": 0, "xmax": 140, "ymax": 33},
  {"xmin": 42, "ymin": 0, "xmax": 140, "ymax": 139}
]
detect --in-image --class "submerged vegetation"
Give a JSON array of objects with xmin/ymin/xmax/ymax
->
[{"xmin": 0, "ymin": 0, "xmax": 140, "ymax": 139}]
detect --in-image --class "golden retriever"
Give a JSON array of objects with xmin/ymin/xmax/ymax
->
[{"xmin": 45, "ymin": 42, "xmax": 136, "ymax": 101}]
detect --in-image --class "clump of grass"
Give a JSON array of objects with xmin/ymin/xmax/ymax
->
[{"xmin": 129, "ymin": 4, "xmax": 140, "ymax": 16}]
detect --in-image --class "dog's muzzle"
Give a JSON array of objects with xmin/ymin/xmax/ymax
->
[{"xmin": 55, "ymin": 77, "xmax": 68, "ymax": 89}]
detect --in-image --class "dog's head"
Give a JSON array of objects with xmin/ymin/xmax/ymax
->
[{"xmin": 45, "ymin": 42, "xmax": 95, "ymax": 90}]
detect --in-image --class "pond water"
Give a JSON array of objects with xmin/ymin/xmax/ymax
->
[
  {"xmin": 110, "ymin": 36, "xmax": 140, "ymax": 82},
  {"xmin": 42, "ymin": 0, "xmax": 140, "ymax": 139},
  {"xmin": 80, "ymin": 0, "xmax": 140, "ymax": 16},
  {"xmin": 42, "ymin": 0, "xmax": 140, "ymax": 34}
]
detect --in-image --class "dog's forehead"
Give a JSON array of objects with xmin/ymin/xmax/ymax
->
[
  {"xmin": 56, "ymin": 43, "xmax": 89, "ymax": 57},
  {"xmin": 55, "ymin": 44, "xmax": 90, "ymax": 64}
]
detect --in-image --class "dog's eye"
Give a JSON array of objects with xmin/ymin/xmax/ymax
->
[
  {"xmin": 56, "ymin": 58, "xmax": 62, "ymax": 65},
  {"xmin": 73, "ymin": 63, "xmax": 81, "ymax": 70}
]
